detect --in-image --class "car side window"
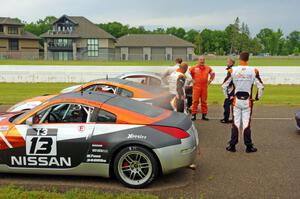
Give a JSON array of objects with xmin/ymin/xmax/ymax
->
[
  {"xmin": 149, "ymin": 77, "xmax": 161, "ymax": 86},
  {"xmin": 118, "ymin": 88, "xmax": 133, "ymax": 98},
  {"xmin": 84, "ymin": 84, "xmax": 116, "ymax": 94},
  {"xmin": 34, "ymin": 103, "xmax": 94, "ymax": 124},
  {"xmin": 95, "ymin": 109, "xmax": 116, "ymax": 123}
]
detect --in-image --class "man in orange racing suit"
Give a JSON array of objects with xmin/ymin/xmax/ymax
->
[
  {"xmin": 222, "ymin": 52, "xmax": 264, "ymax": 153},
  {"xmin": 190, "ymin": 56, "xmax": 215, "ymax": 121}
]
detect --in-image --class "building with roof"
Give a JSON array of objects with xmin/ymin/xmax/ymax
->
[
  {"xmin": 40, "ymin": 15, "xmax": 116, "ymax": 60},
  {"xmin": 115, "ymin": 34, "xmax": 195, "ymax": 61},
  {"xmin": 0, "ymin": 17, "xmax": 40, "ymax": 59}
]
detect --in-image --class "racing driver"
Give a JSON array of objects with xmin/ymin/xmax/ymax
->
[{"xmin": 222, "ymin": 52, "xmax": 264, "ymax": 153}]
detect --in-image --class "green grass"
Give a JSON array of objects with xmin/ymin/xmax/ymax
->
[
  {"xmin": 0, "ymin": 56, "xmax": 300, "ymax": 66},
  {"xmin": 208, "ymin": 84, "xmax": 300, "ymax": 106},
  {"xmin": 0, "ymin": 83, "xmax": 74, "ymax": 105},
  {"xmin": 0, "ymin": 185, "xmax": 158, "ymax": 199},
  {"xmin": 0, "ymin": 83, "xmax": 299, "ymax": 106}
]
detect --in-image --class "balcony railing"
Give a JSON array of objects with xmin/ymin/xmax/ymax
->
[{"xmin": 48, "ymin": 42, "xmax": 73, "ymax": 50}]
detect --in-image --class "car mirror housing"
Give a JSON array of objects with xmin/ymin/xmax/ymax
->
[{"xmin": 26, "ymin": 117, "xmax": 33, "ymax": 126}]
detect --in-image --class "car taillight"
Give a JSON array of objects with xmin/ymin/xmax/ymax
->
[{"xmin": 151, "ymin": 125, "xmax": 190, "ymax": 139}]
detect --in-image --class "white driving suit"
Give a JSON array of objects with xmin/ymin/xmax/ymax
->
[{"xmin": 222, "ymin": 65, "xmax": 264, "ymax": 146}]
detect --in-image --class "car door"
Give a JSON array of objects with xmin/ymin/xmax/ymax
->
[{"xmin": 9, "ymin": 103, "xmax": 95, "ymax": 169}]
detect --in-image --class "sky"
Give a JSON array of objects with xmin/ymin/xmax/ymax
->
[{"xmin": 1, "ymin": 0, "xmax": 299, "ymax": 36}]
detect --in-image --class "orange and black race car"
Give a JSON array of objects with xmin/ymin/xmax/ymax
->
[
  {"xmin": 0, "ymin": 91, "xmax": 198, "ymax": 188},
  {"xmin": 8, "ymin": 78, "xmax": 174, "ymax": 112}
]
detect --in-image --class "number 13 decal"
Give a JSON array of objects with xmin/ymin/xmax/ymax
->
[{"xmin": 26, "ymin": 128, "xmax": 57, "ymax": 156}]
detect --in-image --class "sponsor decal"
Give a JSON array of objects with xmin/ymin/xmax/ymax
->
[
  {"xmin": 78, "ymin": 125, "xmax": 85, "ymax": 132},
  {"xmin": 11, "ymin": 156, "xmax": 71, "ymax": 167},
  {"xmin": 0, "ymin": 126, "xmax": 8, "ymax": 131},
  {"xmin": 127, "ymin": 133, "xmax": 147, "ymax": 140}
]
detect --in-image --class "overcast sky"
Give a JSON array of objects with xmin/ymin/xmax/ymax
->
[{"xmin": 1, "ymin": 0, "xmax": 299, "ymax": 36}]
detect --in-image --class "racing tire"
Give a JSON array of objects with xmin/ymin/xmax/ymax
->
[{"xmin": 113, "ymin": 146, "xmax": 158, "ymax": 188}]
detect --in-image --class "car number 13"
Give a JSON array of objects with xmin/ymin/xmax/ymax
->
[{"xmin": 26, "ymin": 128, "xmax": 57, "ymax": 156}]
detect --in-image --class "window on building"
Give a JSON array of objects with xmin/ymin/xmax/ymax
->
[
  {"xmin": 0, "ymin": 25, "xmax": 3, "ymax": 32},
  {"xmin": 87, "ymin": 39, "xmax": 99, "ymax": 57},
  {"xmin": 8, "ymin": 26, "xmax": 18, "ymax": 34},
  {"xmin": 166, "ymin": 54, "xmax": 171, "ymax": 60},
  {"xmin": 144, "ymin": 54, "xmax": 149, "ymax": 60},
  {"xmin": 9, "ymin": 39, "xmax": 19, "ymax": 50},
  {"xmin": 122, "ymin": 54, "xmax": 126, "ymax": 60},
  {"xmin": 188, "ymin": 54, "xmax": 193, "ymax": 61}
]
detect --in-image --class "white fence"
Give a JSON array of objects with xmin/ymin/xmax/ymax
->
[{"xmin": 0, "ymin": 65, "xmax": 299, "ymax": 84}]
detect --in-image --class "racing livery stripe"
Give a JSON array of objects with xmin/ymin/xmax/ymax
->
[{"xmin": 0, "ymin": 132, "xmax": 12, "ymax": 148}]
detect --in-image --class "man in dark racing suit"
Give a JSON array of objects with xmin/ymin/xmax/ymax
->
[{"xmin": 220, "ymin": 57, "xmax": 235, "ymax": 123}]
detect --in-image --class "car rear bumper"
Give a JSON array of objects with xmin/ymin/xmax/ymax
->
[{"xmin": 153, "ymin": 124, "xmax": 199, "ymax": 174}]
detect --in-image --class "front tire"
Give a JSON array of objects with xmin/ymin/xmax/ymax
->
[{"xmin": 113, "ymin": 146, "xmax": 158, "ymax": 188}]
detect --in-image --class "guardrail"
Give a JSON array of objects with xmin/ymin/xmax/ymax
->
[{"xmin": 0, "ymin": 65, "xmax": 299, "ymax": 84}]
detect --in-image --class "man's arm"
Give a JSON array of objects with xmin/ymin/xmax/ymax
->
[
  {"xmin": 254, "ymin": 68, "xmax": 264, "ymax": 100},
  {"xmin": 222, "ymin": 69, "xmax": 233, "ymax": 98},
  {"xmin": 176, "ymin": 76, "xmax": 186, "ymax": 99},
  {"xmin": 208, "ymin": 67, "xmax": 216, "ymax": 84}
]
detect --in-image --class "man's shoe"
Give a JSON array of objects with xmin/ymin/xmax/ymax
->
[
  {"xmin": 226, "ymin": 145, "xmax": 236, "ymax": 152},
  {"xmin": 220, "ymin": 119, "xmax": 229, "ymax": 123},
  {"xmin": 186, "ymin": 107, "xmax": 192, "ymax": 114},
  {"xmin": 227, "ymin": 119, "xmax": 233, "ymax": 123},
  {"xmin": 191, "ymin": 114, "xmax": 197, "ymax": 121},
  {"xmin": 202, "ymin": 114, "xmax": 209, "ymax": 121},
  {"xmin": 246, "ymin": 146, "xmax": 258, "ymax": 153}
]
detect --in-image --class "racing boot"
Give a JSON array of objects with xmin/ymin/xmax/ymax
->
[
  {"xmin": 246, "ymin": 145, "xmax": 258, "ymax": 153},
  {"xmin": 226, "ymin": 145, "xmax": 236, "ymax": 152},
  {"xmin": 191, "ymin": 114, "xmax": 197, "ymax": 121},
  {"xmin": 202, "ymin": 114, "xmax": 209, "ymax": 121}
]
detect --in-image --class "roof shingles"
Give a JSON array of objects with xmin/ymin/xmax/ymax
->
[
  {"xmin": 116, "ymin": 34, "xmax": 194, "ymax": 47},
  {"xmin": 40, "ymin": 15, "xmax": 115, "ymax": 39}
]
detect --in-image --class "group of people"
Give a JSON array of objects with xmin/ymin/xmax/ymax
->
[{"xmin": 163, "ymin": 52, "xmax": 264, "ymax": 153}]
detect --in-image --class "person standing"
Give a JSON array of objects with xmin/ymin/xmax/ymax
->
[
  {"xmin": 222, "ymin": 52, "xmax": 264, "ymax": 153},
  {"xmin": 163, "ymin": 58, "xmax": 193, "ymax": 112},
  {"xmin": 189, "ymin": 56, "xmax": 215, "ymax": 121},
  {"xmin": 169, "ymin": 63, "xmax": 188, "ymax": 112},
  {"xmin": 220, "ymin": 57, "xmax": 235, "ymax": 123},
  {"xmin": 162, "ymin": 58, "xmax": 183, "ymax": 84}
]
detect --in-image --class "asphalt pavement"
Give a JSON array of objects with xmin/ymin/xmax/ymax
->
[{"xmin": 0, "ymin": 105, "xmax": 300, "ymax": 199}]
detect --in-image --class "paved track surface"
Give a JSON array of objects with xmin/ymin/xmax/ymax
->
[{"xmin": 0, "ymin": 105, "xmax": 300, "ymax": 199}]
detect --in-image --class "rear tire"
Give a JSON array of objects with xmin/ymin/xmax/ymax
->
[{"xmin": 113, "ymin": 146, "xmax": 158, "ymax": 188}]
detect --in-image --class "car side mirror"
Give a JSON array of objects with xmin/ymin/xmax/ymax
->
[{"xmin": 26, "ymin": 117, "xmax": 33, "ymax": 126}]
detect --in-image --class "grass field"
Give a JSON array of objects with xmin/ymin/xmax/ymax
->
[
  {"xmin": 0, "ymin": 83, "xmax": 299, "ymax": 106},
  {"xmin": 0, "ymin": 56, "xmax": 300, "ymax": 66},
  {"xmin": 0, "ymin": 185, "xmax": 158, "ymax": 199}
]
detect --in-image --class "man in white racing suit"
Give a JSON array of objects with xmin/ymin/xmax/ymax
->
[
  {"xmin": 169, "ymin": 63, "xmax": 188, "ymax": 112},
  {"xmin": 222, "ymin": 52, "xmax": 264, "ymax": 153}
]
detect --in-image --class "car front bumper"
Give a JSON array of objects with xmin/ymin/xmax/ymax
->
[{"xmin": 153, "ymin": 123, "xmax": 199, "ymax": 174}]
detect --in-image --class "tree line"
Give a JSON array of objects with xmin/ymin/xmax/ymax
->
[{"xmin": 24, "ymin": 17, "xmax": 300, "ymax": 56}]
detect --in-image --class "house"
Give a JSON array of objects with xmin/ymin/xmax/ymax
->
[
  {"xmin": 40, "ymin": 15, "xmax": 115, "ymax": 60},
  {"xmin": 115, "ymin": 34, "xmax": 195, "ymax": 61},
  {"xmin": 0, "ymin": 17, "xmax": 40, "ymax": 59}
]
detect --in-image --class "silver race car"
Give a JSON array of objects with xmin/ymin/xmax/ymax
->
[{"xmin": 0, "ymin": 91, "xmax": 198, "ymax": 188}]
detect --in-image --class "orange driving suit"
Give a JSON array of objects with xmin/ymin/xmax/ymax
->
[{"xmin": 189, "ymin": 64, "xmax": 215, "ymax": 115}]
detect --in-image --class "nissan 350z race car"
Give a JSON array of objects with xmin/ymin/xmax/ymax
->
[{"xmin": 0, "ymin": 91, "xmax": 198, "ymax": 188}]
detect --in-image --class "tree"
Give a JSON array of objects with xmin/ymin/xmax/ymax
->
[
  {"xmin": 256, "ymin": 28, "xmax": 283, "ymax": 55},
  {"xmin": 24, "ymin": 16, "xmax": 57, "ymax": 36},
  {"xmin": 286, "ymin": 31, "xmax": 300, "ymax": 54}
]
